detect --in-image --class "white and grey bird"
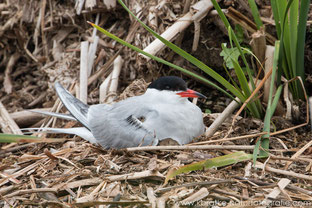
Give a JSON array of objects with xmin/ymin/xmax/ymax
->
[{"xmin": 29, "ymin": 76, "xmax": 206, "ymax": 149}]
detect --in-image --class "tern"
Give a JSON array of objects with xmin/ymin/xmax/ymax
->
[{"xmin": 28, "ymin": 76, "xmax": 206, "ymax": 149}]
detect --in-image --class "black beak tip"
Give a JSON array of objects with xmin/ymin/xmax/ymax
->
[{"xmin": 196, "ymin": 92, "xmax": 207, "ymax": 99}]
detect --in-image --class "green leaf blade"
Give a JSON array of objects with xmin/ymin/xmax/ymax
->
[{"xmin": 165, "ymin": 151, "xmax": 253, "ymax": 184}]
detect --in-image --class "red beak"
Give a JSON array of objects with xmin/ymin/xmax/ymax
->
[{"xmin": 176, "ymin": 89, "xmax": 206, "ymax": 99}]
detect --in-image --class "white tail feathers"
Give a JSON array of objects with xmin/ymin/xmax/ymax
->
[
  {"xmin": 29, "ymin": 110, "xmax": 76, "ymax": 121},
  {"xmin": 22, "ymin": 127, "xmax": 97, "ymax": 144}
]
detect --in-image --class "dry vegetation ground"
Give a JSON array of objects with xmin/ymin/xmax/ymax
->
[{"xmin": 1, "ymin": 0, "xmax": 312, "ymax": 207}]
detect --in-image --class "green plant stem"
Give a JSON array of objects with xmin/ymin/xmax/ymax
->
[{"xmin": 247, "ymin": 0, "xmax": 263, "ymax": 29}]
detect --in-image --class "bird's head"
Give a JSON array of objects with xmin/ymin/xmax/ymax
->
[{"xmin": 147, "ymin": 76, "xmax": 206, "ymax": 99}]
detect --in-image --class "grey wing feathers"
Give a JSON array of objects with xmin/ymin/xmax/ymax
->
[
  {"xmin": 125, "ymin": 115, "xmax": 147, "ymax": 131},
  {"xmin": 54, "ymin": 82, "xmax": 90, "ymax": 129},
  {"xmin": 88, "ymin": 102, "xmax": 159, "ymax": 149}
]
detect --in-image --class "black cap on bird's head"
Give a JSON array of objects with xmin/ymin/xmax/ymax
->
[
  {"xmin": 148, "ymin": 76, "xmax": 187, "ymax": 91},
  {"xmin": 148, "ymin": 76, "xmax": 206, "ymax": 99}
]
